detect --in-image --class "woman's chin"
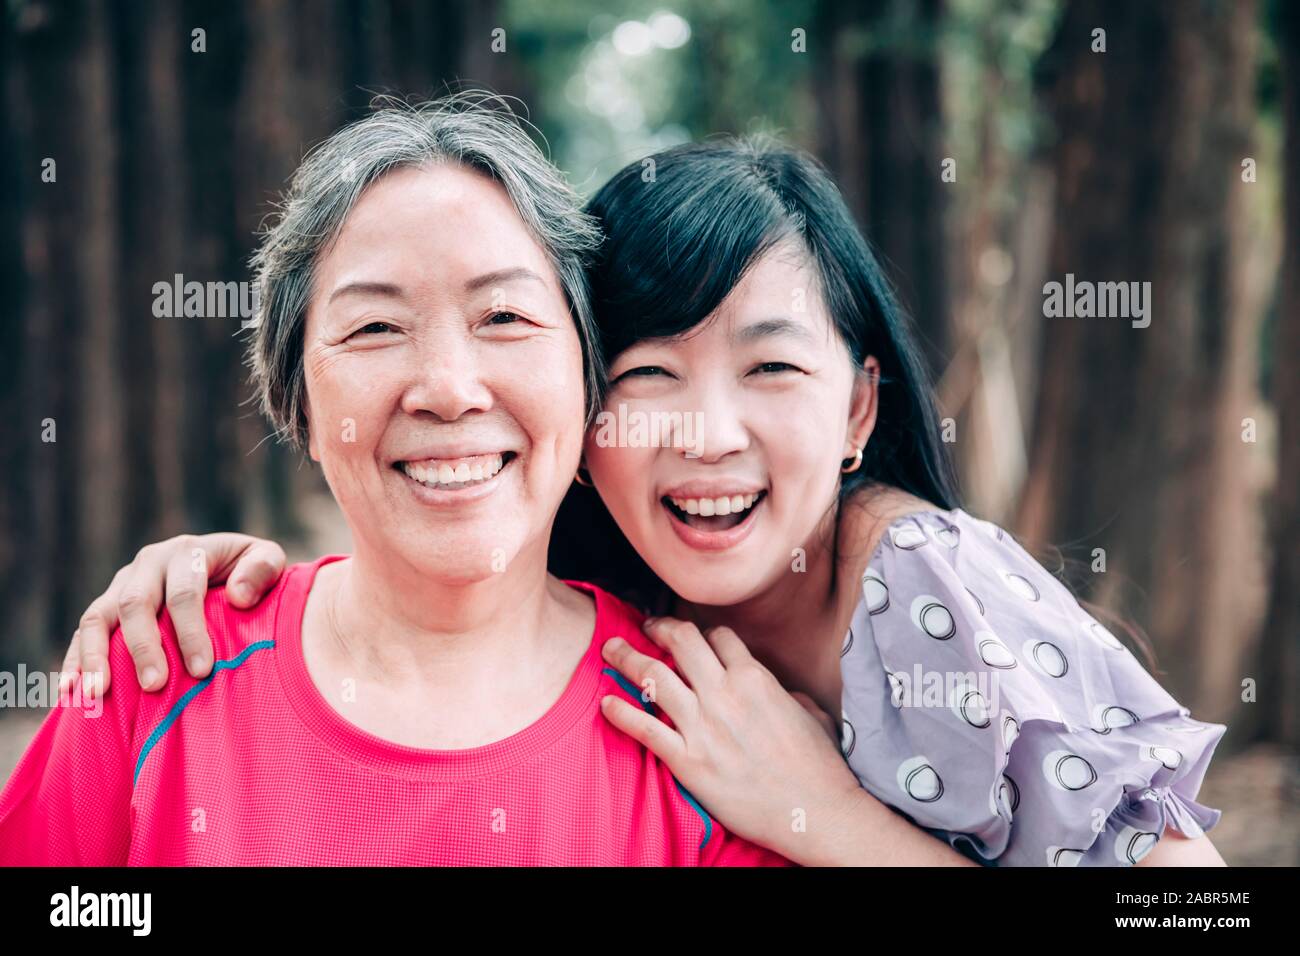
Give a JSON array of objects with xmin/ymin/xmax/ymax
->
[
  {"xmin": 366, "ymin": 529, "xmax": 524, "ymax": 585},
  {"xmin": 658, "ymin": 570, "xmax": 762, "ymax": 610},
  {"xmin": 411, "ymin": 550, "xmax": 516, "ymax": 585}
]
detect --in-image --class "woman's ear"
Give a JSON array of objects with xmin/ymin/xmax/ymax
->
[{"xmin": 846, "ymin": 355, "xmax": 881, "ymax": 457}]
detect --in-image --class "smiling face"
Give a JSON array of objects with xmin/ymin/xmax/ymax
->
[
  {"xmin": 583, "ymin": 239, "xmax": 879, "ymax": 606},
  {"xmin": 301, "ymin": 163, "xmax": 586, "ymax": 584}
]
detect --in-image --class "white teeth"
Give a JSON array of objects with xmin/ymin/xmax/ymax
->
[
  {"xmin": 401, "ymin": 453, "xmax": 505, "ymax": 489},
  {"xmin": 669, "ymin": 493, "xmax": 763, "ymax": 517}
]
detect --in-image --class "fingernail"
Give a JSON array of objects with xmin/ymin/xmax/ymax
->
[
  {"xmin": 229, "ymin": 583, "xmax": 248, "ymax": 603},
  {"xmin": 189, "ymin": 655, "xmax": 206, "ymax": 676},
  {"xmin": 141, "ymin": 667, "xmax": 160, "ymax": 689},
  {"xmin": 642, "ymin": 616, "xmax": 658, "ymax": 627}
]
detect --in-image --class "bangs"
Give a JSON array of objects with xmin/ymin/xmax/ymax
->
[{"xmin": 587, "ymin": 142, "xmax": 800, "ymax": 361}]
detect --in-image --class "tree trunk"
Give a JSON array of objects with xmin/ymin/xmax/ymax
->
[
  {"xmin": 6, "ymin": 0, "xmax": 122, "ymax": 664},
  {"xmin": 1255, "ymin": 0, "xmax": 1300, "ymax": 749},
  {"xmin": 815, "ymin": 0, "xmax": 949, "ymax": 375},
  {"xmin": 1017, "ymin": 0, "xmax": 1265, "ymax": 724}
]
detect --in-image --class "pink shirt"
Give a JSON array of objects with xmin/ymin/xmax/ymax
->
[{"xmin": 0, "ymin": 555, "xmax": 791, "ymax": 866}]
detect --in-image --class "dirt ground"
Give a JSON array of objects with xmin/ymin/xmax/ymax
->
[{"xmin": 1, "ymin": 709, "xmax": 1294, "ymax": 865}]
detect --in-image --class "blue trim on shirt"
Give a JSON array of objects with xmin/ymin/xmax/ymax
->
[
  {"xmin": 602, "ymin": 666, "xmax": 713, "ymax": 850},
  {"xmin": 132, "ymin": 640, "xmax": 275, "ymax": 787},
  {"xmin": 603, "ymin": 667, "xmax": 654, "ymax": 715}
]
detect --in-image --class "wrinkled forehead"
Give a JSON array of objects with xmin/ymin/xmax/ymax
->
[{"xmin": 313, "ymin": 164, "xmax": 561, "ymax": 296}]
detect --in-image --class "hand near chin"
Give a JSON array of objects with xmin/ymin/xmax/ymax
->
[{"xmin": 600, "ymin": 617, "xmax": 866, "ymax": 865}]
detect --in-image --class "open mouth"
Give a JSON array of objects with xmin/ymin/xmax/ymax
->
[
  {"xmin": 396, "ymin": 451, "xmax": 516, "ymax": 491},
  {"xmin": 663, "ymin": 491, "xmax": 767, "ymax": 533}
]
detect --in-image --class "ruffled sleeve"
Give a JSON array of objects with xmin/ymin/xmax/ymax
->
[{"xmin": 837, "ymin": 509, "xmax": 1225, "ymax": 866}]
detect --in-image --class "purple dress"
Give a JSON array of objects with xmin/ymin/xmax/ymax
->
[{"xmin": 839, "ymin": 508, "xmax": 1225, "ymax": 866}]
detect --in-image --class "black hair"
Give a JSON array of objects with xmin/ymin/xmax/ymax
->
[{"xmin": 548, "ymin": 137, "xmax": 961, "ymax": 610}]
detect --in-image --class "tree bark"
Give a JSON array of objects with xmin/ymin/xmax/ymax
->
[
  {"xmin": 815, "ymin": 0, "xmax": 949, "ymax": 375},
  {"xmin": 1255, "ymin": 0, "xmax": 1300, "ymax": 749},
  {"xmin": 1017, "ymin": 0, "xmax": 1265, "ymax": 723}
]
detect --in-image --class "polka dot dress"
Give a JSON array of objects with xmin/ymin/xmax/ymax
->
[{"xmin": 839, "ymin": 509, "xmax": 1225, "ymax": 866}]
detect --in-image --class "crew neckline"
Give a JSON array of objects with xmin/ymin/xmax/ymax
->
[{"xmin": 274, "ymin": 554, "xmax": 605, "ymax": 782}]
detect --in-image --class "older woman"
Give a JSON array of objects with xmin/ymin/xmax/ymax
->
[{"xmin": 0, "ymin": 96, "xmax": 800, "ymax": 865}]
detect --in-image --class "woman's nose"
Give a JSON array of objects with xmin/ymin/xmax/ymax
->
[
  {"xmin": 399, "ymin": 332, "xmax": 494, "ymax": 421},
  {"xmin": 686, "ymin": 389, "xmax": 750, "ymax": 463}
]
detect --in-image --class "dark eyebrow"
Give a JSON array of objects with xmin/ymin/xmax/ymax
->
[
  {"xmin": 464, "ymin": 267, "xmax": 546, "ymax": 294},
  {"xmin": 328, "ymin": 281, "xmax": 404, "ymax": 305},
  {"xmin": 732, "ymin": 317, "xmax": 815, "ymax": 344}
]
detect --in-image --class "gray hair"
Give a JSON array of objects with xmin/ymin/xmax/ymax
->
[{"xmin": 247, "ymin": 92, "xmax": 605, "ymax": 448}]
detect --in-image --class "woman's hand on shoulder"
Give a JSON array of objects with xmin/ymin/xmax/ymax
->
[
  {"xmin": 599, "ymin": 616, "xmax": 865, "ymax": 864},
  {"xmin": 65, "ymin": 533, "xmax": 286, "ymax": 698}
]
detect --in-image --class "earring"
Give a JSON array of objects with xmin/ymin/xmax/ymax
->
[
  {"xmin": 841, "ymin": 446, "xmax": 864, "ymax": 474},
  {"xmin": 574, "ymin": 467, "xmax": 594, "ymax": 487}
]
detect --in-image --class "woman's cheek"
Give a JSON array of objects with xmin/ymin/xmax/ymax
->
[
  {"xmin": 584, "ymin": 440, "xmax": 652, "ymax": 527},
  {"xmin": 313, "ymin": 360, "xmax": 393, "ymax": 452},
  {"xmin": 494, "ymin": 348, "xmax": 585, "ymax": 478},
  {"xmin": 305, "ymin": 363, "xmax": 394, "ymax": 512},
  {"xmin": 757, "ymin": 389, "xmax": 844, "ymax": 503}
]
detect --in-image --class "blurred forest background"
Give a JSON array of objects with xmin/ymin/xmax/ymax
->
[{"xmin": 1, "ymin": 0, "xmax": 1296, "ymax": 863}]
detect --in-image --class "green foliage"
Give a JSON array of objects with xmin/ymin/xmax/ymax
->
[{"xmin": 505, "ymin": 0, "xmax": 815, "ymax": 193}]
